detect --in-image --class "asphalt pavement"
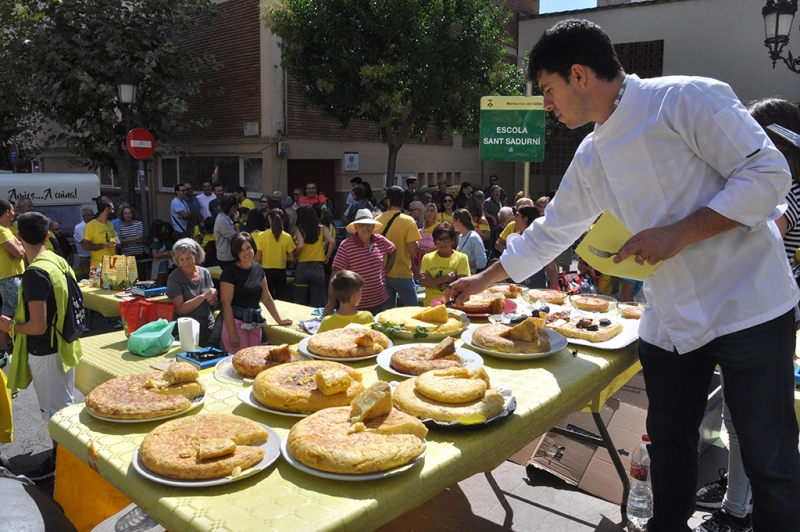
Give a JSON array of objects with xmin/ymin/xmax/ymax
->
[{"xmin": 0, "ymin": 317, "xmax": 115, "ymax": 496}]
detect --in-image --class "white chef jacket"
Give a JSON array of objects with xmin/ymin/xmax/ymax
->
[{"xmin": 502, "ymin": 74, "xmax": 799, "ymax": 353}]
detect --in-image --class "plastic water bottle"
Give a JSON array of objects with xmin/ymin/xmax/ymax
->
[
  {"xmin": 627, "ymin": 434, "xmax": 653, "ymax": 532},
  {"xmin": 103, "ymin": 271, "xmax": 110, "ymax": 291}
]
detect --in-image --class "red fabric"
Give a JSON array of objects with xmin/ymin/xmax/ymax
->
[
  {"xmin": 297, "ymin": 194, "xmax": 327, "ymax": 206},
  {"xmin": 119, "ymin": 298, "xmax": 175, "ymax": 337},
  {"xmin": 332, "ymin": 234, "xmax": 395, "ymax": 309}
]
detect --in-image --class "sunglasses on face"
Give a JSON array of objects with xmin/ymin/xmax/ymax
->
[{"xmin": 443, "ymin": 200, "xmax": 453, "ymax": 204}]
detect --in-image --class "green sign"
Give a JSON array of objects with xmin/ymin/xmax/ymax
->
[{"xmin": 479, "ymin": 96, "xmax": 545, "ymax": 162}]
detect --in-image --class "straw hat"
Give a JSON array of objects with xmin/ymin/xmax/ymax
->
[{"xmin": 346, "ymin": 208, "xmax": 383, "ymax": 233}]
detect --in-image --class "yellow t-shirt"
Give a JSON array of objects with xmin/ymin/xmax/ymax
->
[
  {"xmin": 317, "ymin": 311, "xmax": 375, "ymax": 334},
  {"xmin": 0, "ymin": 226, "xmax": 23, "ymax": 280},
  {"xmin": 201, "ymin": 233, "xmax": 215, "ymax": 247},
  {"xmin": 499, "ymin": 221, "xmax": 517, "ymax": 241},
  {"xmin": 436, "ymin": 212, "xmax": 453, "ymax": 223},
  {"xmin": 375, "ymin": 211, "xmax": 420, "ymax": 279},
  {"xmin": 420, "ymin": 250, "xmax": 470, "ymax": 306},
  {"xmin": 257, "ymin": 230, "xmax": 296, "ymax": 269},
  {"xmin": 297, "ymin": 228, "xmax": 326, "ymax": 263},
  {"xmin": 422, "ymin": 223, "xmax": 437, "ymax": 235},
  {"xmin": 83, "ymin": 219, "xmax": 116, "ymax": 266},
  {"xmin": 476, "ymin": 216, "xmax": 490, "ymax": 236},
  {"xmin": 240, "ymin": 198, "xmax": 257, "ymax": 211}
]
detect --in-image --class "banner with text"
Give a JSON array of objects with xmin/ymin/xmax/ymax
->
[{"xmin": 479, "ymin": 96, "xmax": 545, "ymax": 162}]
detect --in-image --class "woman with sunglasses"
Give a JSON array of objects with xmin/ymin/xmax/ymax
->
[
  {"xmin": 419, "ymin": 222, "xmax": 470, "ymax": 306},
  {"xmin": 438, "ymin": 194, "xmax": 456, "ymax": 223},
  {"xmin": 259, "ymin": 194, "xmax": 270, "ymax": 216}
]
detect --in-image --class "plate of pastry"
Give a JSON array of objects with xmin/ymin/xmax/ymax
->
[
  {"xmin": 375, "ymin": 338, "xmax": 483, "ymax": 378},
  {"xmin": 281, "ymin": 382, "xmax": 428, "ymax": 480},
  {"xmin": 298, "ymin": 324, "xmax": 391, "ymax": 361},
  {"xmin": 132, "ymin": 415, "xmax": 281, "ymax": 487},
  {"xmin": 460, "ymin": 319, "xmax": 568, "ymax": 360},
  {"xmin": 374, "ymin": 305, "xmax": 469, "ymax": 341}
]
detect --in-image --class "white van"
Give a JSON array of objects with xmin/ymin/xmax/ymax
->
[{"xmin": 0, "ymin": 173, "xmax": 101, "ymax": 236}]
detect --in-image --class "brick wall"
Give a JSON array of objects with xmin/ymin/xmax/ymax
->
[
  {"xmin": 287, "ymin": 77, "xmax": 452, "ymax": 146},
  {"xmin": 179, "ymin": 0, "xmax": 261, "ymax": 142},
  {"xmin": 505, "ymin": 0, "xmax": 540, "ymax": 51}
]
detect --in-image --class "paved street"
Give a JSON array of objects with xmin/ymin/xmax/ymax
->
[{"xmin": 0, "ymin": 318, "xmax": 114, "ymax": 495}]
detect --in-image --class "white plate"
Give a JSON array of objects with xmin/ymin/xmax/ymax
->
[
  {"xmin": 86, "ymin": 393, "xmax": 206, "ymax": 424},
  {"xmin": 297, "ymin": 337, "xmax": 392, "ymax": 362},
  {"xmin": 373, "ymin": 309, "xmax": 470, "ymax": 341},
  {"xmin": 375, "ymin": 345, "xmax": 483, "ymax": 378},
  {"xmin": 237, "ymin": 388, "xmax": 307, "ymax": 418},
  {"xmin": 460, "ymin": 328, "xmax": 568, "ymax": 360},
  {"xmin": 214, "ymin": 355, "xmax": 253, "ymax": 385},
  {"xmin": 537, "ymin": 305, "xmax": 639, "ymax": 349},
  {"xmin": 214, "ymin": 353, "xmax": 309, "ymax": 385},
  {"xmin": 280, "ymin": 437, "xmax": 426, "ymax": 481},
  {"xmin": 557, "ymin": 316, "xmax": 639, "ymax": 350},
  {"xmin": 389, "ymin": 382, "xmax": 517, "ymax": 428},
  {"xmin": 132, "ymin": 424, "xmax": 281, "ymax": 487}
]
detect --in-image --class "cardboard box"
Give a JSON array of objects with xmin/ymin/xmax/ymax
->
[{"xmin": 523, "ymin": 371, "xmax": 723, "ymax": 505}]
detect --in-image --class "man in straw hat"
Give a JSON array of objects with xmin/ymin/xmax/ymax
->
[{"xmin": 324, "ymin": 209, "xmax": 396, "ymax": 316}]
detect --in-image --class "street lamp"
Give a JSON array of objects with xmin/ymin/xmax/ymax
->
[
  {"xmin": 763, "ymin": 0, "xmax": 800, "ymax": 72},
  {"xmin": 115, "ymin": 69, "xmax": 139, "ymax": 204}
]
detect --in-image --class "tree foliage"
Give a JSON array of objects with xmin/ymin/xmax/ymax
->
[
  {"xmin": 0, "ymin": 0, "xmax": 219, "ymax": 199},
  {"xmin": 264, "ymin": 0, "xmax": 524, "ymax": 179}
]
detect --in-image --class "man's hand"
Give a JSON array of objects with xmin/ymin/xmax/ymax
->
[
  {"xmin": 323, "ymin": 302, "xmax": 335, "ymax": 316},
  {"xmin": 445, "ymin": 261, "xmax": 511, "ymax": 304},
  {"xmin": 614, "ymin": 208, "xmax": 740, "ymax": 266},
  {"xmin": 445, "ymin": 273, "xmax": 491, "ymax": 305},
  {"xmin": 614, "ymin": 225, "xmax": 684, "ymax": 265},
  {"xmin": 0, "ymin": 315, "xmax": 11, "ymax": 333}
]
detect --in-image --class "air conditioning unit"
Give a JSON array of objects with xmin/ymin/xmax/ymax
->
[{"xmin": 277, "ymin": 142, "xmax": 289, "ymax": 158}]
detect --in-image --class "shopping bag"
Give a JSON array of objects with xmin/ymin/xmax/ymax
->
[
  {"xmin": 124, "ymin": 255, "xmax": 139, "ymax": 287},
  {"xmin": 103, "ymin": 255, "xmax": 138, "ymax": 291},
  {"xmin": 119, "ymin": 298, "xmax": 175, "ymax": 337},
  {"xmin": 127, "ymin": 319, "xmax": 177, "ymax": 357}
]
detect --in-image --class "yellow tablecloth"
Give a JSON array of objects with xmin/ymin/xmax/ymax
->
[
  {"xmin": 75, "ymin": 300, "xmax": 312, "ymax": 395},
  {"xmin": 80, "ymin": 286, "xmax": 170, "ymax": 318},
  {"xmin": 51, "ymin": 326, "xmax": 639, "ymax": 532}
]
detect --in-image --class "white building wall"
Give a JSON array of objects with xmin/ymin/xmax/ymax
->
[{"xmin": 520, "ymin": 0, "xmax": 800, "ymax": 106}]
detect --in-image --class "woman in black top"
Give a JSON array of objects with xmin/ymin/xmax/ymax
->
[{"xmin": 219, "ymin": 232, "xmax": 291, "ymax": 353}]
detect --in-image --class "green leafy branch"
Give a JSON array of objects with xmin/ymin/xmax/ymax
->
[{"xmin": 371, "ymin": 321, "xmax": 407, "ymax": 340}]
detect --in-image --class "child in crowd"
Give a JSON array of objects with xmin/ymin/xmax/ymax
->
[{"xmin": 317, "ymin": 270, "xmax": 374, "ymax": 333}]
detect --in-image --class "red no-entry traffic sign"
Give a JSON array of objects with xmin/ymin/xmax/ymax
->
[{"xmin": 126, "ymin": 128, "xmax": 156, "ymax": 160}]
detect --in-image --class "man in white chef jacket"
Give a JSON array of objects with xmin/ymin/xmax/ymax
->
[{"xmin": 448, "ymin": 19, "xmax": 800, "ymax": 532}]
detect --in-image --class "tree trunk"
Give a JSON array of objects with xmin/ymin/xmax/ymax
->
[{"xmin": 384, "ymin": 108, "xmax": 421, "ymax": 187}]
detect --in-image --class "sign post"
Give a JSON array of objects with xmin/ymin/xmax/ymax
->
[
  {"xmin": 480, "ymin": 96, "xmax": 545, "ymax": 197},
  {"xmin": 126, "ymin": 128, "xmax": 156, "ymax": 229}
]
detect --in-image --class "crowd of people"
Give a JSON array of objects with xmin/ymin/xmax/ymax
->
[{"xmin": 3, "ymin": 19, "xmax": 800, "ymax": 532}]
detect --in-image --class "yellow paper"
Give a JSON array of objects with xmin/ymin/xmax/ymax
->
[{"xmin": 575, "ymin": 211, "xmax": 660, "ymax": 281}]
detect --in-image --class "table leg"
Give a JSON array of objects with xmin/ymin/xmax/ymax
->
[
  {"xmin": 549, "ymin": 413, "xmax": 631, "ymax": 524},
  {"xmin": 592, "ymin": 412, "xmax": 630, "ymax": 525}
]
